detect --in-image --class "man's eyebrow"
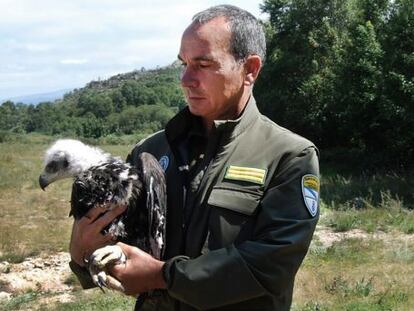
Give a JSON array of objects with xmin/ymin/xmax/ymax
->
[
  {"xmin": 194, "ymin": 56, "xmax": 215, "ymax": 62},
  {"xmin": 177, "ymin": 54, "xmax": 215, "ymax": 62}
]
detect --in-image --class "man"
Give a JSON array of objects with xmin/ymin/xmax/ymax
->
[{"xmin": 69, "ymin": 5, "xmax": 320, "ymax": 310}]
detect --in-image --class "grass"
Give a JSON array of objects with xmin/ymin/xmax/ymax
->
[
  {"xmin": 291, "ymin": 168, "xmax": 414, "ymax": 310},
  {"xmin": 0, "ymin": 137, "xmax": 133, "ymax": 259},
  {"xmin": 321, "ymin": 170, "xmax": 414, "ymax": 209},
  {"xmin": 1, "ymin": 291, "xmax": 40, "ymax": 311},
  {"xmin": 293, "ymin": 236, "xmax": 414, "ymax": 310},
  {"xmin": 320, "ymin": 192, "xmax": 414, "ymax": 233},
  {"xmin": 44, "ymin": 290, "xmax": 135, "ymax": 311},
  {"xmin": 0, "ymin": 290, "xmax": 135, "ymax": 311},
  {"xmin": 0, "ymin": 247, "xmax": 39, "ymax": 264},
  {"xmin": 0, "ymin": 137, "xmax": 413, "ymax": 310}
]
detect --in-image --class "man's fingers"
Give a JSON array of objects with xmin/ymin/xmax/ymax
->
[
  {"xmin": 102, "ymin": 231, "xmax": 116, "ymax": 243},
  {"xmin": 93, "ymin": 205, "xmax": 127, "ymax": 230},
  {"xmin": 82, "ymin": 205, "xmax": 107, "ymax": 224}
]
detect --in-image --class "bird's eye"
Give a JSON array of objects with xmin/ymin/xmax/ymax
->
[{"xmin": 46, "ymin": 161, "xmax": 58, "ymax": 173}]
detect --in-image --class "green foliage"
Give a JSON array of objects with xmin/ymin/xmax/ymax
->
[
  {"xmin": 0, "ymin": 101, "xmax": 30, "ymax": 133},
  {"xmin": 107, "ymin": 104, "xmax": 175, "ymax": 135},
  {"xmin": 0, "ymin": 64, "xmax": 183, "ymax": 140},
  {"xmin": 78, "ymin": 91, "xmax": 114, "ymax": 118},
  {"xmin": 257, "ymin": 0, "xmax": 414, "ymax": 170},
  {"xmin": 258, "ymin": 0, "xmax": 350, "ymax": 147}
]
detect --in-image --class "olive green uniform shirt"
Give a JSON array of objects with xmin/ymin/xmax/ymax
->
[{"xmin": 70, "ymin": 96, "xmax": 320, "ymax": 310}]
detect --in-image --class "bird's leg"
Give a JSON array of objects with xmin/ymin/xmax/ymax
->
[{"xmin": 88, "ymin": 245, "xmax": 127, "ymax": 292}]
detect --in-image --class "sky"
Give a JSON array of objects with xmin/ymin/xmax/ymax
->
[{"xmin": 0, "ymin": 0, "xmax": 266, "ymax": 99}]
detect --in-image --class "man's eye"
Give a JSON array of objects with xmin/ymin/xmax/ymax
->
[{"xmin": 180, "ymin": 62, "xmax": 187, "ymax": 67}]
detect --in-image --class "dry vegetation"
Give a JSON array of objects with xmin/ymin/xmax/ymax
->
[{"xmin": 0, "ymin": 136, "xmax": 413, "ymax": 310}]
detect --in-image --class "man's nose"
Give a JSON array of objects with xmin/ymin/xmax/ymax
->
[{"xmin": 181, "ymin": 67, "xmax": 199, "ymax": 88}]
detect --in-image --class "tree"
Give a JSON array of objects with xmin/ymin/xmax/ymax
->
[
  {"xmin": 111, "ymin": 90, "xmax": 127, "ymax": 113},
  {"xmin": 380, "ymin": 0, "xmax": 414, "ymax": 166},
  {"xmin": 80, "ymin": 112, "xmax": 108, "ymax": 138},
  {"xmin": 332, "ymin": 21, "xmax": 384, "ymax": 153},
  {"xmin": 78, "ymin": 91, "xmax": 114, "ymax": 118},
  {"xmin": 256, "ymin": 0, "xmax": 349, "ymax": 145},
  {"xmin": 258, "ymin": 0, "xmax": 413, "ymax": 169}
]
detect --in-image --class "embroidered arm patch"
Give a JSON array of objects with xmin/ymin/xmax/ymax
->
[{"xmin": 302, "ymin": 174, "xmax": 320, "ymax": 217}]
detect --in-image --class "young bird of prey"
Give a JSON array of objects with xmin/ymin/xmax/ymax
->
[{"xmin": 39, "ymin": 139, "xmax": 166, "ymax": 292}]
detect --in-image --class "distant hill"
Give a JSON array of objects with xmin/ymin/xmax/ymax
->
[
  {"xmin": 84, "ymin": 61, "xmax": 181, "ymax": 91},
  {"xmin": 1, "ymin": 61, "xmax": 183, "ymax": 105},
  {"xmin": 1, "ymin": 89, "xmax": 74, "ymax": 105},
  {"xmin": 0, "ymin": 62, "xmax": 185, "ymax": 140}
]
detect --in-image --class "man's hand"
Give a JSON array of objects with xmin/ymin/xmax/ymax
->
[
  {"xmin": 108, "ymin": 242, "xmax": 167, "ymax": 296},
  {"xmin": 69, "ymin": 204, "xmax": 127, "ymax": 267}
]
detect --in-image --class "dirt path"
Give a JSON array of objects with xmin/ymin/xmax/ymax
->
[{"xmin": 314, "ymin": 226, "xmax": 413, "ymax": 248}]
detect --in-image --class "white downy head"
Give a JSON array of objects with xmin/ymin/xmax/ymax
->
[{"xmin": 39, "ymin": 139, "xmax": 116, "ymax": 189}]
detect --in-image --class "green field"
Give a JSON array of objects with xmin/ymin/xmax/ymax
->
[{"xmin": 0, "ymin": 136, "xmax": 413, "ymax": 310}]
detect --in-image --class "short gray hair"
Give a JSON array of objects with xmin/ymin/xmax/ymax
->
[{"xmin": 192, "ymin": 5, "xmax": 266, "ymax": 63}]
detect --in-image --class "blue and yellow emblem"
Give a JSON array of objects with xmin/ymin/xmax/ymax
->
[
  {"xmin": 225, "ymin": 165, "xmax": 267, "ymax": 185},
  {"xmin": 302, "ymin": 174, "xmax": 320, "ymax": 217},
  {"xmin": 158, "ymin": 155, "xmax": 169, "ymax": 172}
]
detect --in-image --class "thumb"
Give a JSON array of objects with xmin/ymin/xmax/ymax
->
[
  {"xmin": 107, "ymin": 244, "xmax": 128, "ymax": 276},
  {"xmin": 116, "ymin": 242, "xmax": 132, "ymax": 257}
]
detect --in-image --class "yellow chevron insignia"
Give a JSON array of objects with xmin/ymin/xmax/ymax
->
[{"xmin": 225, "ymin": 165, "xmax": 267, "ymax": 185}]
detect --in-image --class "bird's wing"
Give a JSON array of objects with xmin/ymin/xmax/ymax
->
[
  {"xmin": 70, "ymin": 177, "xmax": 90, "ymax": 219},
  {"xmin": 136, "ymin": 152, "xmax": 167, "ymax": 259}
]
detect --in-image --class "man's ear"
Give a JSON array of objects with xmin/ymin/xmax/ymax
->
[{"xmin": 243, "ymin": 55, "xmax": 262, "ymax": 86}]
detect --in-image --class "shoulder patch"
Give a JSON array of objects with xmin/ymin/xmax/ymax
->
[
  {"xmin": 158, "ymin": 155, "xmax": 169, "ymax": 172},
  {"xmin": 225, "ymin": 165, "xmax": 267, "ymax": 185},
  {"xmin": 302, "ymin": 174, "xmax": 320, "ymax": 217}
]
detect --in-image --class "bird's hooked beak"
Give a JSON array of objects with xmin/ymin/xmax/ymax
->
[{"xmin": 39, "ymin": 174, "xmax": 50, "ymax": 191}]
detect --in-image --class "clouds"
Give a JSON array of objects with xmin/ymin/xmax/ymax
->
[
  {"xmin": 60, "ymin": 59, "xmax": 89, "ymax": 65},
  {"xmin": 0, "ymin": 0, "xmax": 265, "ymax": 98}
]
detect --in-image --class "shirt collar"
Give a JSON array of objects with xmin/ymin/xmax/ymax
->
[
  {"xmin": 213, "ymin": 96, "xmax": 259, "ymax": 138},
  {"xmin": 165, "ymin": 96, "xmax": 260, "ymax": 144}
]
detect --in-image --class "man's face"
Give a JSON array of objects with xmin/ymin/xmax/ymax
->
[{"xmin": 178, "ymin": 17, "xmax": 246, "ymax": 124}]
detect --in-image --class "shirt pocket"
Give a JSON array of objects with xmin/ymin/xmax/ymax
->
[
  {"xmin": 207, "ymin": 186, "xmax": 261, "ymax": 216},
  {"xmin": 206, "ymin": 186, "xmax": 262, "ymax": 250}
]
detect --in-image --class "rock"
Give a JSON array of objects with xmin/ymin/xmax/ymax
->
[
  {"xmin": 0, "ymin": 262, "xmax": 11, "ymax": 273},
  {"xmin": 0, "ymin": 291, "xmax": 12, "ymax": 301},
  {"xmin": 0, "ymin": 252, "xmax": 72, "ymax": 294}
]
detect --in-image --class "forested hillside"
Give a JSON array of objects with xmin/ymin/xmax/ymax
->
[
  {"xmin": 1, "ymin": 0, "xmax": 413, "ymax": 170},
  {"xmin": 0, "ymin": 63, "xmax": 184, "ymax": 140}
]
